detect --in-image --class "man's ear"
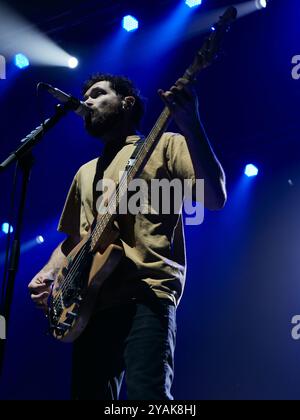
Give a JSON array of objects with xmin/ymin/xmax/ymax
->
[{"xmin": 123, "ymin": 96, "xmax": 136, "ymax": 109}]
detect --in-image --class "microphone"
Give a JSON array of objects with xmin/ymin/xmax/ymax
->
[{"xmin": 38, "ymin": 82, "xmax": 92, "ymax": 118}]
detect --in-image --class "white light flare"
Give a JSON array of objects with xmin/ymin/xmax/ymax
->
[{"xmin": 0, "ymin": 4, "xmax": 77, "ymax": 68}]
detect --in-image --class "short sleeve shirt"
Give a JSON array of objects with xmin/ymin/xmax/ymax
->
[{"xmin": 58, "ymin": 132, "xmax": 197, "ymax": 307}]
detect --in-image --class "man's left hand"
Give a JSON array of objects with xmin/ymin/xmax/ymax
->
[{"xmin": 158, "ymin": 78, "xmax": 201, "ymax": 135}]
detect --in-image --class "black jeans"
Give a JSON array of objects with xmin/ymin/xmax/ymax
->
[{"xmin": 71, "ymin": 299, "xmax": 176, "ymax": 400}]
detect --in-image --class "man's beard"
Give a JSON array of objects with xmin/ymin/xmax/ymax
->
[{"xmin": 84, "ymin": 106, "xmax": 124, "ymax": 139}]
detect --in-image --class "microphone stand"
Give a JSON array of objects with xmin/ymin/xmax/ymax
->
[{"xmin": 0, "ymin": 101, "xmax": 76, "ymax": 376}]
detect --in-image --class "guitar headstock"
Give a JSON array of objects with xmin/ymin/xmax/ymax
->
[{"xmin": 183, "ymin": 6, "xmax": 237, "ymax": 81}]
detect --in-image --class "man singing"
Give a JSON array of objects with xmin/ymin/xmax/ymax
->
[{"xmin": 28, "ymin": 73, "xmax": 226, "ymax": 400}]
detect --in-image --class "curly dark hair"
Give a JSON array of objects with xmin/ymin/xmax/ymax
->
[{"xmin": 82, "ymin": 73, "xmax": 145, "ymax": 129}]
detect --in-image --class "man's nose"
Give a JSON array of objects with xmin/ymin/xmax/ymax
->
[{"xmin": 84, "ymin": 98, "xmax": 93, "ymax": 107}]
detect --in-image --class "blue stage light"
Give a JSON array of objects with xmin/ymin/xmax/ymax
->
[
  {"xmin": 14, "ymin": 53, "xmax": 30, "ymax": 69},
  {"xmin": 122, "ymin": 15, "xmax": 139, "ymax": 32},
  {"xmin": 1, "ymin": 223, "xmax": 13, "ymax": 234},
  {"xmin": 244, "ymin": 164, "xmax": 259, "ymax": 177},
  {"xmin": 185, "ymin": 0, "xmax": 202, "ymax": 8},
  {"xmin": 36, "ymin": 235, "xmax": 45, "ymax": 244}
]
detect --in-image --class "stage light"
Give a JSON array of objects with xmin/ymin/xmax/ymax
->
[
  {"xmin": 36, "ymin": 235, "xmax": 45, "ymax": 244},
  {"xmin": 185, "ymin": 0, "xmax": 202, "ymax": 8},
  {"xmin": 1, "ymin": 223, "xmax": 13, "ymax": 234},
  {"xmin": 14, "ymin": 53, "xmax": 29, "ymax": 69},
  {"xmin": 68, "ymin": 57, "xmax": 78, "ymax": 69},
  {"xmin": 244, "ymin": 164, "xmax": 258, "ymax": 177},
  {"xmin": 122, "ymin": 15, "xmax": 139, "ymax": 32},
  {"xmin": 255, "ymin": 0, "xmax": 267, "ymax": 9}
]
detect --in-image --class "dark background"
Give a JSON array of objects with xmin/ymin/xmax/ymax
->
[{"xmin": 1, "ymin": 0, "xmax": 300, "ymax": 400}]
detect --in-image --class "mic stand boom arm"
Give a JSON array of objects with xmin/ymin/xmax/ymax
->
[{"xmin": 0, "ymin": 102, "xmax": 77, "ymax": 172}]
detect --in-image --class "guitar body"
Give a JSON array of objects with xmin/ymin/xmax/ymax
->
[{"xmin": 48, "ymin": 229, "xmax": 123, "ymax": 342}]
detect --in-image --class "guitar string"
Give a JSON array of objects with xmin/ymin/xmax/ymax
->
[{"xmin": 51, "ymin": 107, "xmax": 171, "ymax": 316}]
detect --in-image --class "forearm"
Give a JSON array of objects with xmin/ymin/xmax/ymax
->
[
  {"xmin": 42, "ymin": 243, "xmax": 65, "ymax": 274},
  {"xmin": 183, "ymin": 121, "xmax": 226, "ymax": 210},
  {"xmin": 158, "ymin": 77, "xmax": 227, "ymax": 210}
]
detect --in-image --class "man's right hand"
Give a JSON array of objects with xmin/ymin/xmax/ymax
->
[
  {"xmin": 28, "ymin": 237, "xmax": 79, "ymax": 312},
  {"xmin": 28, "ymin": 270, "xmax": 55, "ymax": 312}
]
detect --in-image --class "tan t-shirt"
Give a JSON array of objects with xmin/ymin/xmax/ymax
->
[{"xmin": 58, "ymin": 132, "xmax": 197, "ymax": 308}]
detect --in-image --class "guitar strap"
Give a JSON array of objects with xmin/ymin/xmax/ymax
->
[
  {"xmin": 92, "ymin": 135, "xmax": 145, "ymax": 216},
  {"xmin": 124, "ymin": 135, "xmax": 145, "ymax": 172}
]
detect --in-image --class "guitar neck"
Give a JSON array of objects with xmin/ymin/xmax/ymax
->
[{"xmin": 90, "ymin": 106, "xmax": 171, "ymax": 252}]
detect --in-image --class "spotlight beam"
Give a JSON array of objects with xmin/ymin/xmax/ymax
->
[{"xmin": 0, "ymin": 3, "xmax": 76, "ymax": 68}]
